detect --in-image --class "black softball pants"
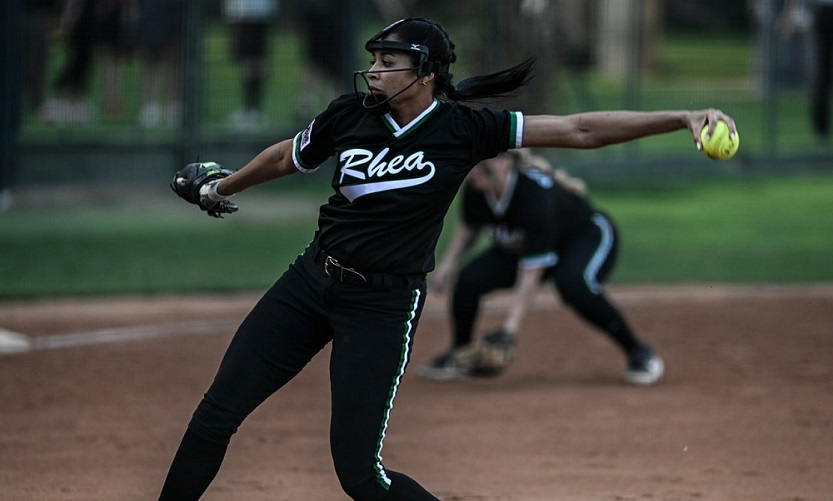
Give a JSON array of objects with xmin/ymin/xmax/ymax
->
[
  {"xmin": 452, "ymin": 213, "xmax": 639, "ymax": 354},
  {"xmin": 158, "ymin": 242, "xmax": 439, "ymax": 501}
]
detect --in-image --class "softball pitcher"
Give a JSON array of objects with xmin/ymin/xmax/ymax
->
[{"xmin": 165, "ymin": 17, "xmax": 735, "ymax": 501}]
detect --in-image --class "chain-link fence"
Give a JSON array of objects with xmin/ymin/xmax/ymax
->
[{"xmin": 2, "ymin": 0, "xmax": 831, "ymax": 195}]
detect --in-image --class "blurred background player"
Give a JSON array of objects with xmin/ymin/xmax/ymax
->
[
  {"xmin": 136, "ymin": 0, "xmax": 184, "ymax": 128},
  {"xmin": 420, "ymin": 149, "xmax": 664, "ymax": 385},
  {"xmin": 291, "ymin": 0, "xmax": 406, "ymax": 121},
  {"xmin": 292, "ymin": 0, "xmax": 349, "ymax": 120},
  {"xmin": 38, "ymin": 0, "xmax": 98, "ymax": 125},
  {"xmin": 810, "ymin": 0, "xmax": 833, "ymax": 139},
  {"xmin": 23, "ymin": 0, "xmax": 62, "ymax": 119},
  {"xmin": 224, "ymin": 0, "xmax": 279, "ymax": 131},
  {"xmin": 34, "ymin": 0, "xmax": 133, "ymax": 125}
]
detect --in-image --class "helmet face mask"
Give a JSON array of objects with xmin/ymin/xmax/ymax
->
[
  {"xmin": 353, "ymin": 66, "xmax": 421, "ymax": 117},
  {"xmin": 353, "ymin": 20, "xmax": 434, "ymax": 116}
]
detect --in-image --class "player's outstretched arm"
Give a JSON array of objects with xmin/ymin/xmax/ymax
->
[
  {"xmin": 432, "ymin": 223, "xmax": 480, "ymax": 294},
  {"xmin": 502, "ymin": 265, "xmax": 546, "ymax": 334},
  {"xmin": 215, "ymin": 139, "xmax": 298, "ymax": 197},
  {"xmin": 522, "ymin": 109, "xmax": 736, "ymax": 152}
]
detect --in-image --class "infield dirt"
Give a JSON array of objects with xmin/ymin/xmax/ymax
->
[{"xmin": 1, "ymin": 285, "xmax": 831, "ymax": 500}]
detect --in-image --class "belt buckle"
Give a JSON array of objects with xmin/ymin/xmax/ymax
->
[
  {"xmin": 324, "ymin": 256, "xmax": 339, "ymax": 279},
  {"xmin": 325, "ymin": 255, "xmax": 367, "ymax": 285}
]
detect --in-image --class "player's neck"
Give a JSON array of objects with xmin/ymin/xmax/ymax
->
[{"xmin": 389, "ymin": 95, "xmax": 435, "ymax": 127}]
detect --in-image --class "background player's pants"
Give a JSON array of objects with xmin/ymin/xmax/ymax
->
[
  {"xmin": 812, "ymin": 3, "xmax": 833, "ymax": 137},
  {"xmin": 452, "ymin": 213, "xmax": 641, "ymax": 354},
  {"xmin": 158, "ymin": 243, "xmax": 439, "ymax": 501}
]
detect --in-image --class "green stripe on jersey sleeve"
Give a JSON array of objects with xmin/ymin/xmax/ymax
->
[
  {"xmin": 292, "ymin": 132, "xmax": 319, "ymax": 173},
  {"xmin": 509, "ymin": 112, "xmax": 524, "ymax": 149}
]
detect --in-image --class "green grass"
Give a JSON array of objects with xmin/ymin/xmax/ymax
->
[
  {"xmin": 2, "ymin": 173, "xmax": 833, "ymax": 300},
  {"xmin": 0, "ymin": 205, "xmax": 317, "ymax": 299},
  {"xmin": 594, "ymin": 174, "xmax": 833, "ymax": 283},
  {"xmin": 0, "ymin": 223, "xmax": 311, "ymax": 297}
]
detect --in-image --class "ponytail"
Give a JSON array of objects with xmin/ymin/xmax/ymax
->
[
  {"xmin": 552, "ymin": 168, "xmax": 588, "ymax": 197},
  {"xmin": 444, "ymin": 57, "xmax": 537, "ymax": 103}
]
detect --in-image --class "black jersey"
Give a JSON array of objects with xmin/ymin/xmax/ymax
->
[
  {"xmin": 461, "ymin": 168, "xmax": 596, "ymax": 268},
  {"xmin": 292, "ymin": 94, "xmax": 523, "ymax": 274}
]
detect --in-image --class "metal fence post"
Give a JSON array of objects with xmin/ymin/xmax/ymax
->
[
  {"xmin": 762, "ymin": 0, "xmax": 780, "ymax": 156},
  {"xmin": 181, "ymin": 0, "xmax": 205, "ymax": 166},
  {"xmin": 625, "ymin": 0, "xmax": 644, "ymax": 158}
]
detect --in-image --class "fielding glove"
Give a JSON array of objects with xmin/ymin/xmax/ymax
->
[
  {"xmin": 170, "ymin": 162, "xmax": 238, "ymax": 218},
  {"xmin": 452, "ymin": 329, "xmax": 517, "ymax": 377}
]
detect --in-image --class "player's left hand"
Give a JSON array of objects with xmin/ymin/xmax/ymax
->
[{"xmin": 170, "ymin": 162, "xmax": 239, "ymax": 218}]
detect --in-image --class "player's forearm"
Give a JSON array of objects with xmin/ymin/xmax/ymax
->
[
  {"xmin": 217, "ymin": 140, "xmax": 297, "ymax": 196},
  {"xmin": 503, "ymin": 266, "xmax": 545, "ymax": 333},
  {"xmin": 523, "ymin": 111, "xmax": 690, "ymax": 149},
  {"xmin": 439, "ymin": 225, "xmax": 479, "ymax": 268}
]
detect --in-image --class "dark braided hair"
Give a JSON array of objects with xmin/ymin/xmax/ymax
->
[{"xmin": 379, "ymin": 18, "xmax": 536, "ymax": 102}]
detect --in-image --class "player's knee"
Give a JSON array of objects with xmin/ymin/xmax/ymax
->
[
  {"xmin": 453, "ymin": 273, "xmax": 496, "ymax": 304},
  {"xmin": 556, "ymin": 278, "xmax": 586, "ymax": 304},
  {"xmin": 455, "ymin": 266, "xmax": 490, "ymax": 292},
  {"xmin": 188, "ymin": 398, "xmax": 241, "ymax": 445},
  {"xmin": 336, "ymin": 473, "xmax": 385, "ymax": 501}
]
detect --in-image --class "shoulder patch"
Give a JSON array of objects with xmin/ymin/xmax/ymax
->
[{"xmin": 300, "ymin": 119, "xmax": 315, "ymax": 151}]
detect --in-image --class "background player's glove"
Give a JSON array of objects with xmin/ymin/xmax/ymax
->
[
  {"xmin": 470, "ymin": 328, "xmax": 517, "ymax": 376},
  {"xmin": 449, "ymin": 343, "xmax": 480, "ymax": 372},
  {"xmin": 170, "ymin": 162, "xmax": 239, "ymax": 218}
]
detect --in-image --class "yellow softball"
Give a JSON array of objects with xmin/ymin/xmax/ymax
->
[{"xmin": 700, "ymin": 120, "xmax": 739, "ymax": 160}]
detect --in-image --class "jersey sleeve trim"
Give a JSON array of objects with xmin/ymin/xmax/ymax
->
[
  {"xmin": 510, "ymin": 112, "xmax": 524, "ymax": 149},
  {"xmin": 292, "ymin": 131, "xmax": 320, "ymax": 173},
  {"xmin": 519, "ymin": 251, "xmax": 557, "ymax": 270}
]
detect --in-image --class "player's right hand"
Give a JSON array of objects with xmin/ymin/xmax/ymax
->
[{"xmin": 430, "ymin": 263, "xmax": 455, "ymax": 293}]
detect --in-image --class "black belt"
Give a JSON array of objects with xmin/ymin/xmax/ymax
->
[
  {"xmin": 323, "ymin": 255, "xmax": 369, "ymax": 285},
  {"xmin": 317, "ymin": 248, "xmax": 422, "ymax": 289}
]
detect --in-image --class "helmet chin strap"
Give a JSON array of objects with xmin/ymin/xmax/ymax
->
[{"xmin": 353, "ymin": 68, "xmax": 424, "ymax": 117}]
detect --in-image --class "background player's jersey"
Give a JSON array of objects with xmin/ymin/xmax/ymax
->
[
  {"xmin": 461, "ymin": 168, "xmax": 596, "ymax": 268},
  {"xmin": 292, "ymin": 94, "xmax": 523, "ymax": 274}
]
